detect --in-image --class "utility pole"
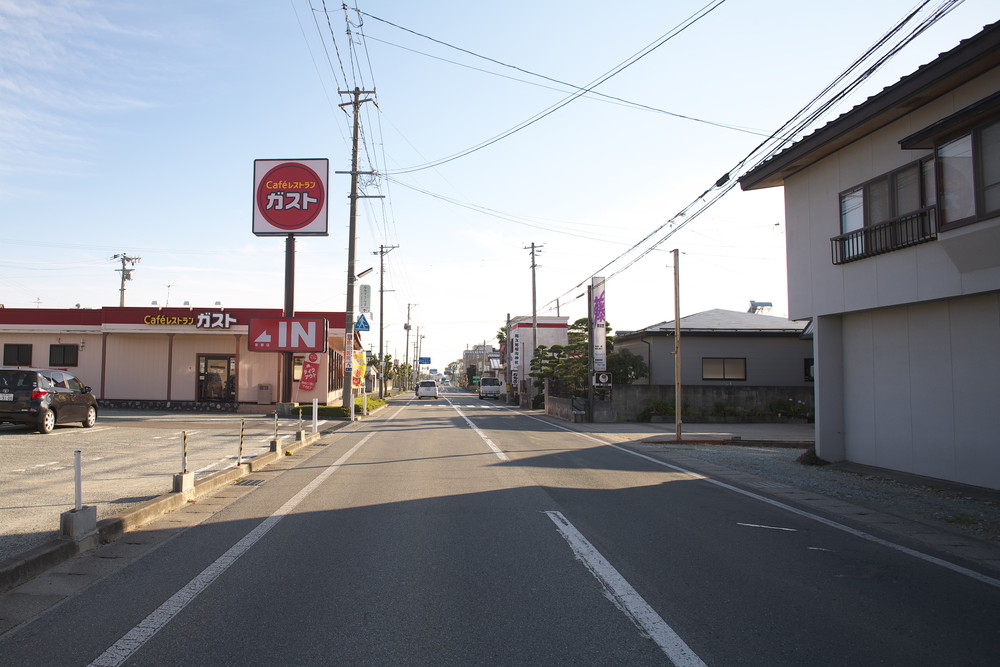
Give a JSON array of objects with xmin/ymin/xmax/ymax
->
[
  {"xmin": 112, "ymin": 253, "xmax": 140, "ymax": 307},
  {"xmin": 373, "ymin": 244, "xmax": 398, "ymax": 398},
  {"xmin": 524, "ymin": 243, "xmax": 543, "ymax": 359},
  {"xmin": 404, "ymin": 303, "xmax": 417, "ymax": 388},
  {"xmin": 673, "ymin": 249, "xmax": 682, "ymax": 441},
  {"xmin": 336, "ymin": 87, "xmax": 377, "ymax": 421}
]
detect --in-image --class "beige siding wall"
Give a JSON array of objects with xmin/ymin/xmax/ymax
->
[{"xmin": 104, "ymin": 333, "xmax": 170, "ymax": 400}]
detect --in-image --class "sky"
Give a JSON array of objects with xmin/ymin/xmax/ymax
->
[{"xmin": 1, "ymin": 0, "xmax": 997, "ymax": 371}]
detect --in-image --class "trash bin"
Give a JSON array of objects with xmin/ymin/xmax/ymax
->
[{"xmin": 257, "ymin": 384, "xmax": 272, "ymax": 405}]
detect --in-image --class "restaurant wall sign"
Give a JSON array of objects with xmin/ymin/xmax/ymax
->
[{"xmin": 143, "ymin": 312, "xmax": 238, "ymax": 329}]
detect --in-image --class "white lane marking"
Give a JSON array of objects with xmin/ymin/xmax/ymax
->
[
  {"xmin": 808, "ymin": 547, "xmax": 834, "ymax": 552},
  {"xmin": 88, "ymin": 407, "xmax": 406, "ymax": 667},
  {"xmin": 444, "ymin": 398, "xmax": 508, "ymax": 461},
  {"xmin": 545, "ymin": 511, "xmax": 706, "ymax": 667},
  {"xmin": 737, "ymin": 522, "xmax": 797, "ymax": 532},
  {"xmin": 514, "ymin": 411, "xmax": 1000, "ymax": 590}
]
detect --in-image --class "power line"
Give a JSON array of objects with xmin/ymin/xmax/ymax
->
[{"xmin": 381, "ymin": 0, "xmax": 730, "ymax": 174}]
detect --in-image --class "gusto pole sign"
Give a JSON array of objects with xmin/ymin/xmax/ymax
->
[{"xmin": 253, "ymin": 159, "xmax": 329, "ymax": 236}]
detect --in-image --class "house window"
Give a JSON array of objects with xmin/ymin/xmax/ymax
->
[
  {"xmin": 702, "ymin": 358, "xmax": 746, "ymax": 381},
  {"xmin": 804, "ymin": 358, "xmax": 814, "ymax": 382},
  {"xmin": 936, "ymin": 117, "xmax": 1000, "ymax": 229},
  {"xmin": 834, "ymin": 158, "xmax": 937, "ymax": 263},
  {"xmin": 839, "ymin": 159, "xmax": 934, "ymax": 232},
  {"xmin": 3, "ymin": 344, "xmax": 32, "ymax": 366},
  {"xmin": 49, "ymin": 344, "xmax": 79, "ymax": 367}
]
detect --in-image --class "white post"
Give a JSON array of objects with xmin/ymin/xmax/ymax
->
[
  {"xmin": 312, "ymin": 398, "xmax": 319, "ymax": 433},
  {"xmin": 74, "ymin": 450, "xmax": 82, "ymax": 511}
]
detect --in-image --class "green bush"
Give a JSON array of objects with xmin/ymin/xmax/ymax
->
[{"xmin": 295, "ymin": 396, "xmax": 386, "ymax": 420}]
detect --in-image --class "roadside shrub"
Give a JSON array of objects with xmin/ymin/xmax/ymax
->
[{"xmin": 295, "ymin": 396, "xmax": 386, "ymax": 420}]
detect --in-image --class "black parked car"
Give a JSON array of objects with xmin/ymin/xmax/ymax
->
[{"xmin": 0, "ymin": 367, "xmax": 98, "ymax": 434}]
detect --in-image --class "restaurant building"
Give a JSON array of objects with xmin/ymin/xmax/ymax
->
[{"xmin": 0, "ymin": 306, "xmax": 347, "ymax": 411}]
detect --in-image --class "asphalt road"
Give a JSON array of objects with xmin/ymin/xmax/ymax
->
[
  {"xmin": 1, "ymin": 387, "xmax": 999, "ymax": 665},
  {"xmin": 0, "ymin": 409, "xmax": 321, "ymax": 561}
]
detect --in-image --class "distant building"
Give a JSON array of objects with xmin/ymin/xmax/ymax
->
[
  {"xmin": 505, "ymin": 315, "xmax": 569, "ymax": 405},
  {"xmin": 616, "ymin": 309, "xmax": 812, "ymax": 388},
  {"xmin": 740, "ymin": 22, "xmax": 1000, "ymax": 489}
]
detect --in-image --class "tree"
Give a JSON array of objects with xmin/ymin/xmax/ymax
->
[{"xmin": 607, "ymin": 348, "xmax": 649, "ymax": 385}]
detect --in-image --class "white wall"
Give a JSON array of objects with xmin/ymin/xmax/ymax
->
[
  {"xmin": 840, "ymin": 293, "xmax": 1000, "ymax": 489},
  {"xmin": 784, "ymin": 68, "xmax": 1000, "ymax": 321}
]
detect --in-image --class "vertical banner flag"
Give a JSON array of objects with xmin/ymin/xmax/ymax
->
[
  {"xmin": 592, "ymin": 276, "xmax": 607, "ymax": 372},
  {"xmin": 299, "ymin": 352, "xmax": 320, "ymax": 392},
  {"xmin": 352, "ymin": 350, "xmax": 367, "ymax": 388}
]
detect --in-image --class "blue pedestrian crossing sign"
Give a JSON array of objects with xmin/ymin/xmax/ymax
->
[{"xmin": 355, "ymin": 314, "xmax": 370, "ymax": 331}]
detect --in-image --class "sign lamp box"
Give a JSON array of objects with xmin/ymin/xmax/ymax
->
[
  {"xmin": 253, "ymin": 159, "xmax": 329, "ymax": 236},
  {"xmin": 248, "ymin": 317, "xmax": 328, "ymax": 352}
]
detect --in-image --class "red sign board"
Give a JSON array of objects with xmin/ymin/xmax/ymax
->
[
  {"xmin": 248, "ymin": 317, "xmax": 328, "ymax": 352},
  {"xmin": 253, "ymin": 159, "xmax": 329, "ymax": 236}
]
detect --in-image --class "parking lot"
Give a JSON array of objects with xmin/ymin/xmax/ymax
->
[{"xmin": 0, "ymin": 409, "xmax": 326, "ymax": 562}]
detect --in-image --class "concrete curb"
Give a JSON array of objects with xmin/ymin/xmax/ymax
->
[{"xmin": 0, "ymin": 423, "xmax": 345, "ymax": 595}]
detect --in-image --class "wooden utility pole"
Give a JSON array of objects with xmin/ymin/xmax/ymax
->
[
  {"xmin": 673, "ymin": 249, "xmax": 682, "ymax": 440},
  {"xmin": 336, "ymin": 87, "xmax": 377, "ymax": 420},
  {"xmin": 112, "ymin": 253, "xmax": 140, "ymax": 307},
  {"xmin": 374, "ymin": 244, "xmax": 397, "ymax": 398}
]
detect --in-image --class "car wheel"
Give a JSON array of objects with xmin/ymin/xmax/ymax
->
[
  {"xmin": 38, "ymin": 408, "xmax": 56, "ymax": 434},
  {"xmin": 82, "ymin": 406, "xmax": 97, "ymax": 428}
]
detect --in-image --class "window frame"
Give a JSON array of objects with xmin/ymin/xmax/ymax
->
[
  {"xmin": 935, "ymin": 116, "xmax": 1000, "ymax": 231},
  {"xmin": 839, "ymin": 157, "xmax": 933, "ymax": 232},
  {"xmin": 49, "ymin": 344, "xmax": 79, "ymax": 367},
  {"xmin": 701, "ymin": 357, "xmax": 747, "ymax": 382},
  {"xmin": 3, "ymin": 344, "xmax": 32, "ymax": 367}
]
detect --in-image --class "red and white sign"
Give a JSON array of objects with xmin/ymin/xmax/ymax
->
[
  {"xmin": 253, "ymin": 159, "xmax": 329, "ymax": 236},
  {"xmin": 248, "ymin": 317, "xmax": 328, "ymax": 352},
  {"xmin": 299, "ymin": 352, "xmax": 321, "ymax": 391}
]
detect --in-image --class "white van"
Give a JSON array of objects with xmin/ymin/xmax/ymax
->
[{"xmin": 478, "ymin": 377, "xmax": 503, "ymax": 400}]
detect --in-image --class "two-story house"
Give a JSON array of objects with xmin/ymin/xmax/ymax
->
[{"xmin": 740, "ymin": 22, "xmax": 1000, "ymax": 490}]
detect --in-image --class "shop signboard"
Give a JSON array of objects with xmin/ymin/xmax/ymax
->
[
  {"xmin": 248, "ymin": 317, "xmax": 328, "ymax": 352},
  {"xmin": 253, "ymin": 159, "xmax": 329, "ymax": 236}
]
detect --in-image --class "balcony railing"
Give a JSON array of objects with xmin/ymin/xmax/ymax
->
[{"xmin": 831, "ymin": 207, "xmax": 937, "ymax": 265}]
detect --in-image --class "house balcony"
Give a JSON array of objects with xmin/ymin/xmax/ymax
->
[{"xmin": 831, "ymin": 207, "xmax": 937, "ymax": 265}]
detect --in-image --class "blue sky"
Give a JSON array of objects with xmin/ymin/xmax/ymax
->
[{"xmin": 1, "ymin": 0, "xmax": 996, "ymax": 369}]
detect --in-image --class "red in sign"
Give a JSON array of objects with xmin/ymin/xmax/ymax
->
[{"xmin": 248, "ymin": 317, "xmax": 327, "ymax": 352}]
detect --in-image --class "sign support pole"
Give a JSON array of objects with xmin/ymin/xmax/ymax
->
[{"xmin": 282, "ymin": 234, "xmax": 295, "ymax": 403}]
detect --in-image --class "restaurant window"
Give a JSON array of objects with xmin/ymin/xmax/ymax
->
[
  {"xmin": 49, "ymin": 344, "xmax": 79, "ymax": 367},
  {"xmin": 702, "ymin": 357, "xmax": 746, "ymax": 381},
  {"xmin": 3, "ymin": 344, "xmax": 32, "ymax": 366}
]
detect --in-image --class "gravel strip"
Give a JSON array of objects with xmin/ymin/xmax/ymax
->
[{"xmin": 642, "ymin": 443, "xmax": 1000, "ymax": 546}]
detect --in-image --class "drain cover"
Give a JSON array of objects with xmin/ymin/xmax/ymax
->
[{"xmin": 234, "ymin": 479, "xmax": 264, "ymax": 487}]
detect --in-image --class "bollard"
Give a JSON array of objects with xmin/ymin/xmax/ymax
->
[
  {"xmin": 173, "ymin": 431, "xmax": 195, "ymax": 493},
  {"xmin": 238, "ymin": 419, "xmax": 245, "ymax": 466},
  {"xmin": 274, "ymin": 412, "xmax": 278, "ymax": 441},
  {"xmin": 312, "ymin": 398, "xmax": 319, "ymax": 433},
  {"xmin": 74, "ymin": 450, "xmax": 83, "ymax": 511},
  {"xmin": 61, "ymin": 449, "xmax": 96, "ymax": 542},
  {"xmin": 298, "ymin": 409, "xmax": 302, "ymax": 432}
]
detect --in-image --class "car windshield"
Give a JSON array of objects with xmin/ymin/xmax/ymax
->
[{"xmin": 482, "ymin": 378, "xmax": 500, "ymax": 386}]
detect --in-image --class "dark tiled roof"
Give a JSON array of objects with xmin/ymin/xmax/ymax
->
[{"xmin": 739, "ymin": 21, "xmax": 1000, "ymax": 190}]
